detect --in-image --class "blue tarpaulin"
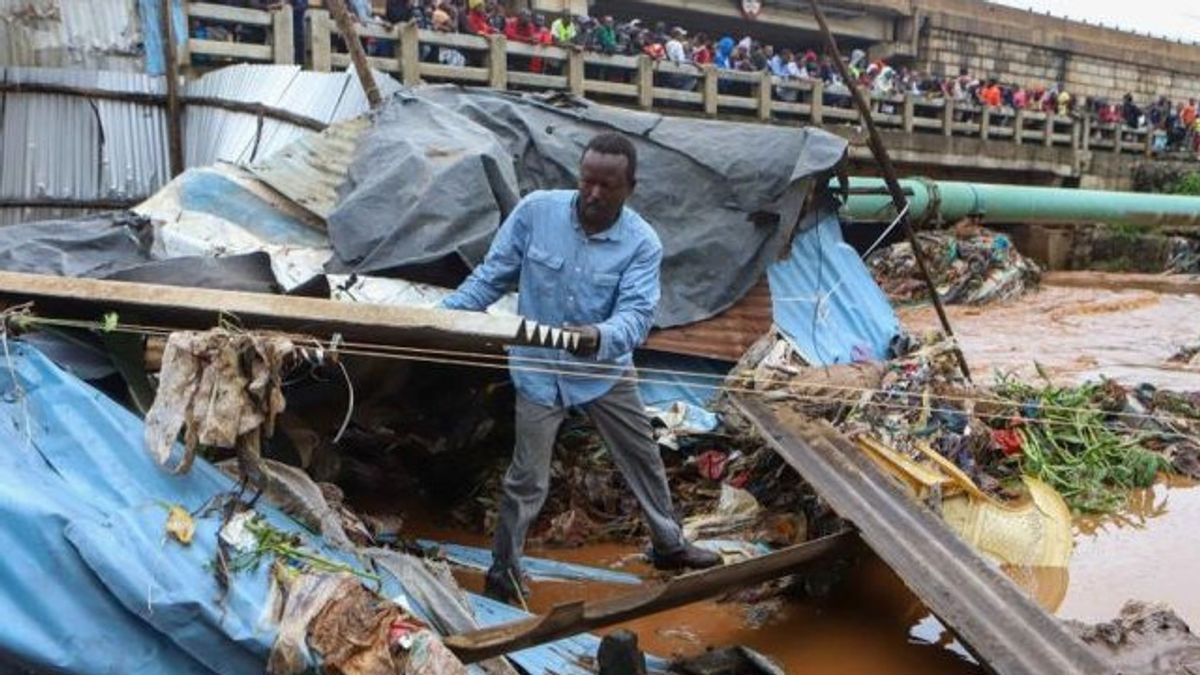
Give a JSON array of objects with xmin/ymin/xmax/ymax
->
[
  {"xmin": 0, "ymin": 343, "xmax": 654, "ymax": 674},
  {"xmin": 140, "ymin": 0, "xmax": 187, "ymax": 76},
  {"xmin": 768, "ymin": 206, "xmax": 900, "ymax": 365}
]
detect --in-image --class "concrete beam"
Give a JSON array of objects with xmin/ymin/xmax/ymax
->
[{"xmin": 630, "ymin": 0, "xmax": 894, "ymax": 41}]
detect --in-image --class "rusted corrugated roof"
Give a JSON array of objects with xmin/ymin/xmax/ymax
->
[{"xmin": 645, "ymin": 279, "xmax": 772, "ymax": 362}]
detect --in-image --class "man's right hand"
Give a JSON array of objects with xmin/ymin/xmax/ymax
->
[{"xmin": 566, "ymin": 324, "xmax": 600, "ymax": 357}]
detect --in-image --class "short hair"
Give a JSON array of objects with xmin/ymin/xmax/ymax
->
[{"xmin": 583, "ymin": 132, "xmax": 637, "ymax": 185}]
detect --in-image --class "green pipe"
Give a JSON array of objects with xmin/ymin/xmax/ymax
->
[{"xmin": 840, "ymin": 178, "xmax": 1200, "ymax": 228}]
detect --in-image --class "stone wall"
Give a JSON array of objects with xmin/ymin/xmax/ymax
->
[{"xmin": 912, "ymin": 0, "xmax": 1200, "ymax": 104}]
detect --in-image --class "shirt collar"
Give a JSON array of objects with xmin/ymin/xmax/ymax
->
[{"xmin": 571, "ymin": 192, "xmax": 624, "ymax": 241}]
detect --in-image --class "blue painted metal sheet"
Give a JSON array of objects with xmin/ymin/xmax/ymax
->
[
  {"xmin": 0, "ymin": 344, "xmax": 640, "ymax": 674},
  {"xmin": 767, "ymin": 207, "xmax": 900, "ymax": 365},
  {"xmin": 634, "ymin": 350, "xmax": 732, "ymax": 408},
  {"xmin": 140, "ymin": 0, "xmax": 187, "ymax": 76},
  {"xmin": 418, "ymin": 540, "xmax": 642, "ymax": 585}
]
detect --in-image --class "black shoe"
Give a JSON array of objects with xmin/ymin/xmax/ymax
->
[
  {"xmin": 650, "ymin": 543, "xmax": 723, "ymax": 571},
  {"xmin": 483, "ymin": 565, "xmax": 531, "ymax": 606}
]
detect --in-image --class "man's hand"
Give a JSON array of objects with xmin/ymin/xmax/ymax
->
[{"xmin": 565, "ymin": 324, "xmax": 600, "ymax": 357}]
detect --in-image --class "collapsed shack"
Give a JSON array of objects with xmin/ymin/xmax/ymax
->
[{"xmin": 0, "ymin": 64, "xmax": 1198, "ymax": 673}]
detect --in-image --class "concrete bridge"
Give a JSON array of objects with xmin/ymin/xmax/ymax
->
[{"xmin": 3, "ymin": 1, "xmax": 1199, "ymax": 189}]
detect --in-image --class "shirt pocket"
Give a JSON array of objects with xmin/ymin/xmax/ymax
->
[
  {"xmin": 525, "ymin": 244, "xmax": 565, "ymax": 301},
  {"xmin": 582, "ymin": 271, "xmax": 621, "ymax": 318}
]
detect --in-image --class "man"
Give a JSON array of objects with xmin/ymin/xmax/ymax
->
[
  {"xmin": 442, "ymin": 133, "xmax": 722, "ymax": 603},
  {"xmin": 550, "ymin": 10, "xmax": 577, "ymax": 46}
]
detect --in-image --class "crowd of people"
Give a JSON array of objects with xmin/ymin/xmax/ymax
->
[{"xmin": 195, "ymin": 1, "xmax": 1200, "ymax": 155}]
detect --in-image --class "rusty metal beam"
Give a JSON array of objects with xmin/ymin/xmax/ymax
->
[
  {"xmin": 444, "ymin": 530, "xmax": 854, "ymax": 664},
  {"xmin": 0, "ymin": 271, "xmax": 578, "ymax": 353},
  {"xmin": 730, "ymin": 395, "xmax": 1113, "ymax": 675}
]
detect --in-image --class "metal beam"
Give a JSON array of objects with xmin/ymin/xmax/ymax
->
[
  {"xmin": 0, "ymin": 271, "xmax": 579, "ymax": 353},
  {"xmin": 730, "ymin": 396, "xmax": 1113, "ymax": 675},
  {"xmin": 444, "ymin": 530, "xmax": 854, "ymax": 663}
]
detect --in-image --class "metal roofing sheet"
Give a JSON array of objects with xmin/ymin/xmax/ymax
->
[
  {"xmin": 183, "ymin": 64, "xmax": 304, "ymax": 167},
  {"xmin": 248, "ymin": 114, "xmax": 371, "ymax": 219},
  {"xmin": 645, "ymin": 279, "xmax": 773, "ymax": 362},
  {"xmin": 0, "ymin": 0, "xmax": 143, "ymax": 71},
  {"xmin": 767, "ymin": 206, "xmax": 901, "ymax": 365},
  {"xmin": 0, "ymin": 66, "xmax": 167, "ymax": 224}
]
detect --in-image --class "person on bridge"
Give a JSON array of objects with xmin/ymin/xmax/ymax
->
[{"xmin": 441, "ymin": 133, "xmax": 722, "ymax": 604}]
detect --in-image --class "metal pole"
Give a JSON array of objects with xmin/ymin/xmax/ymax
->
[
  {"xmin": 325, "ymin": 0, "xmax": 383, "ymax": 109},
  {"xmin": 807, "ymin": 0, "xmax": 972, "ymax": 382},
  {"xmin": 160, "ymin": 0, "xmax": 184, "ymax": 177}
]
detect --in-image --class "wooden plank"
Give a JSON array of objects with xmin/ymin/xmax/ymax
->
[
  {"xmin": 506, "ymin": 41, "xmax": 568, "ymax": 61},
  {"xmin": 187, "ymin": 1, "xmax": 271, "ymax": 26},
  {"xmin": 419, "ymin": 63, "xmax": 488, "ymax": 82},
  {"xmin": 651, "ymin": 87, "xmax": 702, "ymax": 104},
  {"xmin": 188, "ymin": 39, "xmax": 273, "ymax": 61},
  {"xmin": 330, "ymin": 53, "xmax": 398, "ymax": 73},
  {"xmin": 272, "ymin": 6, "xmax": 294, "ymax": 65},
  {"xmin": 729, "ymin": 398, "xmax": 1113, "ymax": 675},
  {"xmin": 444, "ymin": 531, "xmax": 853, "ymax": 663},
  {"xmin": 507, "ymin": 71, "xmax": 567, "ymax": 89},
  {"xmin": 0, "ymin": 271, "xmax": 582, "ymax": 354},
  {"xmin": 417, "ymin": 28, "xmax": 487, "ymax": 50},
  {"xmin": 715, "ymin": 95, "xmax": 756, "ymax": 111},
  {"xmin": 582, "ymin": 52, "xmax": 638, "ymax": 68},
  {"xmin": 583, "ymin": 80, "xmax": 636, "ymax": 97}
]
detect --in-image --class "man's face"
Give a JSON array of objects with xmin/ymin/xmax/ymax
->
[{"xmin": 578, "ymin": 151, "xmax": 633, "ymax": 230}]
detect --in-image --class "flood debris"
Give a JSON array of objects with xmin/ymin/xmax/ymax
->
[
  {"xmin": 1169, "ymin": 338, "xmax": 1200, "ymax": 369},
  {"xmin": 144, "ymin": 328, "xmax": 297, "ymax": 488},
  {"xmin": 867, "ymin": 222, "xmax": 1042, "ymax": 305},
  {"xmin": 1066, "ymin": 601, "xmax": 1200, "ymax": 675}
]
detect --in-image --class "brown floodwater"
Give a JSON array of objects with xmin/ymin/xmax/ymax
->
[{"xmin": 897, "ymin": 283, "xmax": 1200, "ymax": 389}]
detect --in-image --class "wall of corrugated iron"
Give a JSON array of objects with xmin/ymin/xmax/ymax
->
[
  {"xmin": 0, "ymin": 0, "xmax": 143, "ymax": 71},
  {"xmin": 0, "ymin": 64, "xmax": 396, "ymax": 225}
]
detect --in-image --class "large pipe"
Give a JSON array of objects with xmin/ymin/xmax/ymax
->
[{"xmin": 840, "ymin": 178, "xmax": 1200, "ymax": 228}]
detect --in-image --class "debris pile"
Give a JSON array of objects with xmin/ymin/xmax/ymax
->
[
  {"xmin": 1066, "ymin": 601, "xmax": 1200, "ymax": 675},
  {"xmin": 733, "ymin": 331, "xmax": 1200, "ymax": 514},
  {"xmin": 1166, "ymin": 236, "xmax": 1200, "ymax": 274},
  {"xmin": 866, "ymin": 223, "xmax": 1042, "ymax": 305},
  {"xmin": 1169, "ymin": 338, "xmax": 1200, "ymax": 369}
]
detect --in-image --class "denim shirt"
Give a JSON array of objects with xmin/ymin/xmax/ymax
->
[{"xmin": 442, "ymin": 190, "xmax": 663, "ymax": 407}]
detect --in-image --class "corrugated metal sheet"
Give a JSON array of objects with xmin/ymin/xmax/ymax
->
[
  {"xmin": 248, "ymin": 114, "xmax": 371, "ymax": 219},
  {"xmin": 0, "ymin": 66, "xmax": 167, "ymax": 224},
  {"xmin": 183, "ymin": 64, "xmax": 304, "ymax": 167},
  {"xmin": 645, "ymin": 280, "xmax": 773, "ymax": 361},
  {"xmin": 0, "ymin": 0, "xmax": 143, "ymax": 71},
  {"xmin": 767, "ymin": 208, "xmax": 900, "ymax": 365}
]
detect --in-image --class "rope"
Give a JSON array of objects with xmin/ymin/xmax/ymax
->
[{"xmin": 8, "ymin": 314, "xmax": 1196, "ymax": 433}]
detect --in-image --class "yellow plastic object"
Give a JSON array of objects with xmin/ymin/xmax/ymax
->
[
  {"xmin": 854, "ymin": 436, "xmax": 1073, "ymax": 568},
  {"xmin": 165, "ymin": 504, "xmax": 195, "ymax": 545}
]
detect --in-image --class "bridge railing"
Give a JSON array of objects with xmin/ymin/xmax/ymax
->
[
  {"xmin": 180, "ymin": 4, "xmax": 1190, "ymax": 162},
  {"xmin": 184, "ymin": 1, "xmax": 294, "ymax": 65}
]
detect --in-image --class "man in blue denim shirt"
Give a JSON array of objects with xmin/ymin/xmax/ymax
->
[{"xmin": 443, "ymin": 133, "xmax": 720, "ymax": 603}]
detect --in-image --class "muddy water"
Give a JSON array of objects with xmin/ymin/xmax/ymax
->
[
  {"xmin": 897, "ymin": 284, "xmax": 1200, "ymax": 389},
  {"xmin": 401, "ymin": 516, "xmax": 980, "ymax": 673}
]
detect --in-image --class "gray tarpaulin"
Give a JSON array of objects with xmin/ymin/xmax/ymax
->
[{"xmin": 327, "ymin": 87, "xmax": 848, "ymax": 327}]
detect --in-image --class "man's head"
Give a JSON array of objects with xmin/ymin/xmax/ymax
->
[
  {"xmin": 518, "ymin": 9, "xmax": 531, "ymax": 25},
  {"xmin": 578, "ymin": 133, "xmax": 637, "ymax": 232}
]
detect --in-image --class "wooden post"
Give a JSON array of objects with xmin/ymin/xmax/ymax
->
[
  {"xmin": 272, "ymin": 6, "xmax": 295, "ymax": 65},
  {"xmin": 636, "ymin": 55, "xmax": 653, "ymax": 110},
  {"xmin": 942, "ymin": 99, "xmax": 954, "ymax": 137},
  {"xmin": 756, "ymin": 71, "xmax": 772, "ymax": 122},
  {"xmin": 487, "ymin": 34, "xmax": 507, "ymax": 90},
  {"xmin": 810, "ymin": 79, "xmax": 823, "ymax": 125},
  {"xmin": 566, "ymin": 48, "xmax": 583, "ymax": 97},
  {"xmin": 1144, "ymin": 128, "xmax": 1154, "ymax": 156},
  {"xmin": 702, "ymin": 66, "xmax": 717, "ymax": 117},
  {"xmin": 1080, "ymin": 113, "xmax": 1090, "ymax": 152},
  {"xmin": 1013, "ymin": 107, "xmax": 1025, "ymax": 145},
  {"xmin": 901, "ymin": 94, "xmax": 914, "ymax": 133},
  {"xmin": 1114, "ymin": 123, "xmax": 1124, "ymax": 154},
  {"xmin": 979, "ymin": 106, "xmax": 990, "ymax": 141},
  {"xmin": 310, "ymin": 10, "xmax": 332, "ymax": 71},
  {"xmin": 327, "ymin": 0, "xmax": 381, "ymax": 108},
  {"xmin": 1044, "ymin": 113, "xmax": 1054, "ymax": 147},
  {"xmin": 399, "ymin": 21, "xmax": 420, "ymax": 86},
  {"xmin": 160, "ymin": 0, "xmax": 183, "ymax": 178}
]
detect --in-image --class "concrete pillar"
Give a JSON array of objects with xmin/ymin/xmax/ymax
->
[
  {"xmin": 636, "ymin": 55, "xmax": 653, "ymax": 110},
  {"xmin": 757, "ymin": 71, "xmax": 773, "ymax": 122},
  {"xmin": 810, "ymin": 80, "xmax": 823, "ymax": 125},
  {"xmin": 902, "ymin": 94, "xmax": 914, "ymax": 133},
  {"xmin": 1114, "ymin": 124, "xmax": 1124, "ymax": 154},
  {"xmin": 979, "ymin": 106, "xmax": 991, "ymax": 141},
  {"xmin": 272, "ymin": 7, "xmax": 294, "ymax": 65},
  {"xmin": 400, "ymin": 21, "xmax": 420, "ymax": 87},
  {"xmin": 942, "ymin": 99, "xmax": 954, "ymax": 137},
  {"xmin": 310, "ymin": 9, "xmax": 331, "ymax": 71},
  {"xmin": 487, "ymin": 34, "xmax": 508, "ymax": 90},
  {"xmin": 567, "ymin": 48, "xmax": 583, "ymax": 97},
  {"xmin": 702, "ymin": 66, "xmax": 717, "ymax": 117},
  {"xmin": 1044, "ymin": 113, "xmax": 1054, "ymax": 147},
  {"xmin": 1013, "ymin": 107, "xmax": 1025, "ymax": 145}
]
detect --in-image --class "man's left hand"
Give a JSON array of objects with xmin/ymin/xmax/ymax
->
[{"xmin": 566, "ymin": 324, "xmax": 600, "ymax": 357}]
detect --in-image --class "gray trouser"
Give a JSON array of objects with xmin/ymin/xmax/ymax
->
[{"xmin": 492, "ymin": 373, "xmax": 686, "ymax": 574}]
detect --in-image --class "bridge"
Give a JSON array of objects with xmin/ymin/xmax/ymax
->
[{"xmin": 170, "ymin": 1, "xmax": 1199, "ymax": 189}]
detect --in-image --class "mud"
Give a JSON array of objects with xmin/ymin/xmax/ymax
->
[{"xmin": 898, "ymin": 284, "xmax": 1200, "ymax": 390}]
